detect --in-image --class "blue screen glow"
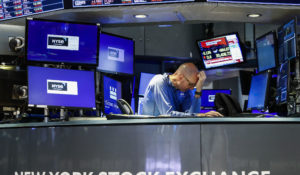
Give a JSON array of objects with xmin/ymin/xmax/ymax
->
[
  {"xmin": 256, "ymin": 32, "xmax": 276, "ymax": 72},
  {"xmin": 27, "ymin": 19, "xmax": 98, "ymax": 65},
  {"xmin": 138, "ymin": 72, "xmax": 155, "ymax": 96},
  {"xmin": 98, "ymin": 33, "xmax": 134, "ymax": 75},
  {"xmin": 247, "ymin": 71, "xmax": 269, "ymax": 110},
  {"xmin": 28, "ymin": 66, "xmax": 96, "ymax": 109},
  {"xmin": 103, "ymin": 75, "xmax": 122, "ymax": 114}
]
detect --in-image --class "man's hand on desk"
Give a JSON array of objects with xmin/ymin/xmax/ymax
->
[{"xmin": 196, "ymin": 111, "xmax": 223, "ymax": 117}]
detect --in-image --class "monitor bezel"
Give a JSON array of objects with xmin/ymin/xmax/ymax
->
[
  {"xmin": 200, "ymin": 88, "xmax": 232, "ymax": 109},
  {"xmin": 27, "ymin": 66, "xmax": 97, "ymax": 110},
  {"xmin": 97, "ymin": 31, "xmax": 135, "ymax": 76},
  {"xmin": 196, "ymin": 32, "xmax": 246, "ymax": 70},
  {"xmin": 100, "ymin": 73, "xmax": 123, "ymax": 115},
  {"xmin": 255, "ymin": 30, "xmax": 278, "ymax": 73},
  {"xmin": 277, "ymin": 16, "xmax": 298, "ymax": 63},
  {"xmin": 247, "ymin": 70, "xmax": 271, "ymax": 111},
  {"xmin": 25, "ymin": 18, "xmax": 100, "ymax": 67}
]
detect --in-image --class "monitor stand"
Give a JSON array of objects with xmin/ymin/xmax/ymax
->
[
  {"xmin": 44, "ymin": 108, "xmax": 49, "ymax": 123},
  {"xmin": 60, "ymin": 108, "xmax": 66, "ymax": 121}
]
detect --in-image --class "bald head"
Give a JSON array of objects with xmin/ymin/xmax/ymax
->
[{"xmin": 175, "ymin": 62, "xmax": 199, "ymax": 78}]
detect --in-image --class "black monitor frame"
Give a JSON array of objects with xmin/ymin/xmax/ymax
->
[
  {"xmin": 196, "ymin": 32, "xmax": 246, "ymax": 70},
  {"xmin": 25, "ymin": 18, "xmax": 100, "ymax": 67},
  {"xmin": 97, "ymin": 31, "xmax": 135, "ymax": 76},
  {"xmin": 247, "ymin": 70, "xmax": 271, "ymax": 111},
  {"xmin": 27, "ymin": 66, "xmax": 97, "ymax": 110},
  {"xmin": 255, "ymin": 30, "xmax": 278, "ymax": 73}
]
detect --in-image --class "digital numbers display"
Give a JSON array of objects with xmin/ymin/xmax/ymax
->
[
  {"xmin": 207, "ymin": 0, "xmax": 300, "ymax": 5},
  {"xmin": 0, "ymin": 0, "xmax": 64, "ymax": 21},
  {"xmin": 73, "ymin": 0, "xmax": 193, "ymax": 7}
]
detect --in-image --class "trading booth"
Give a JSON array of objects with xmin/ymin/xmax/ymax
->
[{"xmin": 1, "ymin": 0, "xmax": 300, "ymax": 174}]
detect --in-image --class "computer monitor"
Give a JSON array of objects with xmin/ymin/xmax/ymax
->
[
  {"xmin": 276, "ymin": 61, "xmax": 290, "ymax": 104},
  {"xmin": 28, "ymin": 66, "xmax": 96, "ymax": 109},
  {"xmin": 277, "ymin": 17, "xmax": 297, "ymax": 63},
  {"xmin": 102, "ymin": 75, "xmax": 122, "ymax": 114},
  {"xmin": 138, "ymin": 72, "xmax": 156, "ymax": 96},
  {"xmin": 201, "ymin": 89, "xmax": 232, "ymax": 109},
  {"xmin": 98, "ymin": 32, "xmax": 134, "ymax": 75},
  {"xmin": 247, "ymin": 71, "xmax": 271, "ymax": 111},
  {"xmin": 26, "ymin": 19, "xmax": 99, "ymax": 65},
  {"xmin": 197, "ymin": 33, "xmax": 244, "ymax": 69},
  {"xmin": 255, "ymin": 31, "xmax": 277, "ymax": 72}
]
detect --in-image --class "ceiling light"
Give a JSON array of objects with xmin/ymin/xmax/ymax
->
[
  {"xmin": 134, "ymin": 14, "xmax": 148, "ymax": 19},
  {"xmin": 247, "ymin": 13, "xmax": 262, "ymax": 18}
]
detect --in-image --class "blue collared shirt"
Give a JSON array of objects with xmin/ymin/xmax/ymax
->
[{"xmin": 141, "ymin": 73, "xmax": 201, "ymax": 117}]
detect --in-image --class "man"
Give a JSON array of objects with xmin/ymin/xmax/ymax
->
[{"xmin": 141, "ymin": 62, "xmax": 222, "ymax": 117}]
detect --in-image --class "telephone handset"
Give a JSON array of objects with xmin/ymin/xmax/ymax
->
[{"xmin": 214, "ymin": 93, "xmax": 242, "ymax": 116}]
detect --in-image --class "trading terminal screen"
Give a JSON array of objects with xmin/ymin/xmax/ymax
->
[
  {"xmin": 28, "ymin": 66, "xmax": 96, "ymax": 109},
  {"xmin": 201, "ymin": 89, "xmax": 231, "ymax": 109},
  {"xmin": 276, "ymin": 61, "xmax": 289, "ymax": 104},
  {"xmin": 138, "ymin": 72, "xmax": 155, "ymax": 96},
  {"xmin": 197, "ymin": 33, "xmax": 244, "ymax": 69},
  {"xmin": 26, "ymin": 19, "xmax": 98, "ymax": 65},
  {"xmin": 103, "ymin": 75, "xmax": 122, "ymax": 115},
  {"xmin": 256, "ymin": 31, "xmax": 277, "ymax": 73},
  {"xmin": 247, "ymin": 71, "xmax": 270, "ymax": 111},
  {"xmin": 73, "ymin": 0, "xmax": 193, "ymax": 7},
  {"xmin": 206, "ymin": 0, "xmax": 300, "ymax": 5},
  {"xmin": 277, "ymin": 18, "xmax": 297, "ymax": 63},
  {"xmin": 0, "ymin": 0, "xmax": 64, "ymax": 21}
]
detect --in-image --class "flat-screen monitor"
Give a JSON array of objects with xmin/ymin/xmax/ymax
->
[
  {"xmin": 98, "ymin": 32, "xmax": 134, "ymax": 75},
  {"xmin": 28, "ymin": 66, "xmax": 96, "ymax": 109},
  {"xmin": 102, "ymin": 75, "xmax": 122, "ymax": 114},
  {"xmin": 72, "ymin": 0, "xmax": 194, "ymax": 7},
  {"xmin": 247, "ymin": 71, "xmax": 270, "ymax": 110},
  {"xmin": 26, "ymin": 19, "xmax": 99, "ymax": 65},
  {"xmin": 206, "ymin": 0, "xmax": 300, "ymax": 5},
  {"xmin": 201, "ymin": 89, "xmax": 232, "ymax": 109},
  {"xmin": 256, "ymin": 31, "xmax": 277, "ymax": 72},
  {"xmin": 0, "ymin": 0, "xmax": 64, "ymax": 21},
  {"xmin": 197, "ymin": 33, "xmax": 244, "ymax": 69},
  {"xmin": 277, "ymin": 17, "xmax": 297, "ymax": 63},
  {"xmin": 138, "ymin": 72, "xmax": 155, "ymax": 96},
  {"xmin": 276, "ymin": 61, "xmax": 290, "ymax": 104}
]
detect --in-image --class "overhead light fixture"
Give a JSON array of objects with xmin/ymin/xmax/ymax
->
[
  {"xmin": 247, "ymin": 13, "xmax": 262, "ymax": 18},
  {"xmin": 134, "ymin": 14, "xmax": 148, "ymax": 19}
]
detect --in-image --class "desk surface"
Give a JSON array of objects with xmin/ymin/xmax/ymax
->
[{"xmin": 1, "ymin": 116, "xmax": 300, "ymax": 129}]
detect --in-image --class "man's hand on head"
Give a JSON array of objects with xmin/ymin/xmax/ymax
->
[{"xmin": 196, "ymin": 71, "xmax": 206, "ymax": 91}]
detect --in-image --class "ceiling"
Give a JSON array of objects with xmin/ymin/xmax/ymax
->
[{"xmin": 1, "ymin": 2, "xmax": 300, "ymax": 27}]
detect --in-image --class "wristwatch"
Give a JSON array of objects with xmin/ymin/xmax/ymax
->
[{"xmin": 195, "ymin": 91, "xmax": 202, "ymax": 96}]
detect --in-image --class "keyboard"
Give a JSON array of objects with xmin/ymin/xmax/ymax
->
[{"xmin": 229, "ymin": 113, "xmax": 266, "ymax": 118}]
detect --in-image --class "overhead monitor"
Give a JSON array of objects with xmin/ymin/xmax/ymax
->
[
  {"xmin": 102, "ymin": 75, "xmax": 122, "ymax": 115},
  {"xmin": 26, "ymin": 19, "xmax": 99, "ymax": 65},
  {"xmin": 206, "ymin": 0, "xmax": 300, "ymax": 5},
  {"xmin": 0, "ymin": 0, "xmax": 64, "ymax": 21},
  {"xmin": 98, "ymin": 32, "xmax": 134, "ymax": 75},
  {"xmin": 28, "ymin": 66, "xmax": 96, "ymax": 109},
  {"xmin": 255, "ymin": 31, "xmax": 277, "ymax": 72},
  {"xmin": 247, "ymin": 71, "xmax": 270, "ymax": 111},
  {"xmin": 197, "ymin": 33, "xmax": 244, "ymax": 69},
  {"xmin": 72, "ymin": 0, "xmax": 193, "ymax": 7},
  {"xmin": 138, "ymin": 72, "xmax": 155, "ymax": 96},
  {"xmin": 201, "ymin": 89, "xmax": 232, "ymax": 109},
  {"xmin": 276, "ymin": 61, "xmax": 289, "ymax": 104},
  {"xmin": 277, "ymin": 17, "xmax": 297, "ymax": 63}
]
